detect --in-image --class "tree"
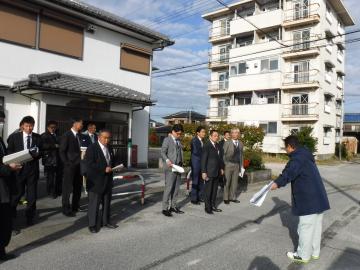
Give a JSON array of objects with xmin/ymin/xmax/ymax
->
[{"xmin": 296, "ymin": 127, "xmax": 318, "ymax": 153}]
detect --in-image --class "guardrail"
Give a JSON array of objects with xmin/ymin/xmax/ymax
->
[{"xmin": 113, "ymin": 174, "xmax": 145, "ymax": 205}]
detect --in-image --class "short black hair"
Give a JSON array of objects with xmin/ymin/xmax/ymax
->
[
  {"xmin": 172, "ymin": 124, "xmax": 184, "ymax": 132},
  {"xmin": 71, "ymin": 118, "xmax": 83, "ymax": 124},
  {"xmin": 20, "ymin": 116, "xmax": 35, "ymax": 126},
  {"xmin": 196, "ymin": 126, "xmax": 206, "ymax": 133},
  {"xmin": 224, "ymin": 130, "xmax": 230, "ymax": 135},
  {"xmin": 284, "ymin": 135, "xmax": 300, "ymax": 149},
  {"xmin": 87, "ymin": 122, "xmax": 96, "ymax": 128},
  {"xmin": 210, "ymin": 129, "xmax": 218, "ymax": 136},
  {"xmin": 98, "ymin": 129, "xmax": 111, "ymax": 136},
  {"xmin": 47, "ymin": 120, "xmax": 58, "ymax": 127}
]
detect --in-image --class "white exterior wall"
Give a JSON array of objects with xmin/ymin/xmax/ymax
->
[{"xmin": 0, "ymin": 23, "xmax": 155, "ymax": 164}]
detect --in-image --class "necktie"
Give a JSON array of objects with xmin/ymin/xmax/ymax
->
[
  {"xmin": 105, "ymin": 147, "xmax": 110, "ymax": 165},
  {"xmin": 27, "ymin": 135, "xmax": 31, "ymax": 149},
  {"xmin": 234, "ymin": 141, "xmax": 238, "ymax": 148},
  {"xmin": 90, "ymin": 134, "xmax": 94, "ymax": 143},
  {"xmin": 76, "ymin": 133, "xmax": 81, "ymax": 147},
  {"xmin": 0, "ymin": 141, "xmax": 5, "ymax": 157}
]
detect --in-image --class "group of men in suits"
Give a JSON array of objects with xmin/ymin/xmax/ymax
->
[
  {"xmin": 161, "ymin": 125, "xmax": 244, "ymax": 216},
  {"xmin": 0, "ymin": 116, "xmax": 118, "ymax": 260}
]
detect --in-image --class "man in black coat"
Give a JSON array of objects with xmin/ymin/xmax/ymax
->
[
  {"xmin": 201, "ymin": 130, "xmax": 224, "ymax": 214},
  {"xmin": 41, "ymin": 120, "xmax": 62, "ymax": 198},
  {"xmin": 271, "ymin": 135, "xmax": 330, "ymax": 263},
  {"xmin": 59, "ymin": 118, "xmax": 83, "ymax": 217},
  {"xmin": 0, "ymin": 136, "xmax": 22, "ymax": 261},
  {"xmin": 84, "ymin": 130, "xmax": 118, "ymax": 233},
  {"xmin": 81, "ymin": 123, "xmax": 98, "ymax": 148},
  {"xmin": 7, "ymin": 116, "xmax": 42, "ymax": 227}
]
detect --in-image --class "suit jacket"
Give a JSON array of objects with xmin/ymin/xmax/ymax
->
[
  {"xmin": 59, "ymin": 130, "xmax": 81, "ymax": 167},
  {"xmin": 0, "ymin": 137, "xmax": 12, "ymax": 203},
  {"xmin": 161, "ymin": 135, "xmax": 184, "ymax": 169},
  {"xmin": 201, "ymin": 140, "xmax": 224, "ymax": 178},
  {"xmin": 41, "ymin": 131, "xmax": 60, "ymax": 167},
  {"xmin": 81, "ymin": 132, "xmax": 98, "ymax": 148},
  {"xmin": 84, "ymin": 142, "xmax": 115, "ymax": 194},
  {"xmin": 223, "ymin": 139, "xmax": 244, "ymax": 167},
  {"xmin": 190, "ymin": 137, "xmax": 202, "ymax": 175},
  {"xmin": 7, "ymin": 131, "xmax": 42, "ymax": 176}
]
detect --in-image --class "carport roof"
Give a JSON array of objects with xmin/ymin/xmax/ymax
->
[{"xmin": 12, "ymin": 72, "xmax": 155, "ymax": 106}]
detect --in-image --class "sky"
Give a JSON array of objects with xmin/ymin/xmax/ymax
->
[{"xmin": 83, "ymin": 0, "xmax": 360, "ymax": 123}]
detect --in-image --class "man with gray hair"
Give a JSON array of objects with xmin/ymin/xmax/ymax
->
[{"xmin": 223, "ymin": 127, "xmax": 243, "ymax": 204}]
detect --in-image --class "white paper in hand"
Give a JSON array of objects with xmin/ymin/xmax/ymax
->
[
  {"xmin": 239, "ymin": 167, "xmax": 245, "ymax": 178},
  {"xmin": 112, "ymin": 164, "xmax": 124, "ymax": 172},
  {"xmin": 172, "ymin": 164, "xmax": 185, "ymax": 174},
  {"xmin": 250, "ymin": 181, "xmax": 273, "ymax": 207},
  {"xmin": 3, "ymin": 149, "xmax": 33, "ymax": 165}
]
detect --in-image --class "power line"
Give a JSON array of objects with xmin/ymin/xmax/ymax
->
[
  {"xmin": 153, "ymin": 29, "xmax": 360, "ymax": 75},
  {"xmin": 153, "ymin": 35, "xmax": 360, "ymax": 78}
]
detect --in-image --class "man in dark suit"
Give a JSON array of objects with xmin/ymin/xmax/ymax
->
[
  {"xmin": 218, "ymin": 130, "xmax": 230, "ymax": 150},
  {"xmin": 81, "ymin": 123, "xmax": 98, "ymax": 148},
  {"xmin": 7, "ymin": 116, "xmax": 42, "ymax": 227},
  {"xmin": 41, "ymin": 120, "xmax": 62, "ymax": 198},
  {"xmin": 0, "ymin": 136, "xmax": 22, "ymax": 261},
  {"xmin": 190, "ymin": 126, "xmax": 206, "ymax": 204},
  {"xmin": 59, "ymin": 118, "xmax": 83, "ymax": 217},
  {"xmin": 85, "ymin": 130, "xmax": 118, "ymax": 233},
  {"xmin": 201, "ymin": 130, "xmax": 224, "ymax": 214}
]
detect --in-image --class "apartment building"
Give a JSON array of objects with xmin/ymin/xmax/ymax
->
[
  {"xmin": 203, "ymin": 0, "xmax": 354, "ymax": 158},
  {"xmin": 0, "ymin": 0, "xmax": 173, "ymax": 167}
]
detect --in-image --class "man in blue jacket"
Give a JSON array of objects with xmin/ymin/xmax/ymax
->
[
  {"xmin": 190, "ymin": 126, "xmax": 206, "ymax": 204},
  {"xmin": 271, "ymin": 135, "xmax": 330, "ymax": 263}
]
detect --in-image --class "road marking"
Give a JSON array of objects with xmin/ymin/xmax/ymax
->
[
  {"xmin": 187, "ymin": 258, "xmax": 202, "ymax": 266},
  {"xmin": 249, "ymin": 228, "xmax": 259, "ymax": 233}
]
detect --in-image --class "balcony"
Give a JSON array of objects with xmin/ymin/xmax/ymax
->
[
  {"xmin": 230, "ymin": 40, "xmax": 280, "ymax": 61},
  {"xmin": 281, "ymin": 103, "xmax": 319, "ymax": 121},
  {"xmin": 207, "ymin": 107, "xmax": 229, "ymax": 122},
  {"xmin": 230, "ymin": 9, "xmax": 282, "ymax": 35},
  {"xmin": 338, "ymin": 24, "xmax": 345, "ymax": 35},
  {"xmin": 282, "ymin": 41, "xmax": 320, "ymax": 60},
  {"xmin": 208, "ymin": 81, "xmax": 229, "ymax": 95},
  {"xmin": 229, "ymin": 71, "xmax": 282, "ymax": 92},
  {"xmin": 337, "ymin": 79, "xmax": 344, "ymax": 89},
  {"xmin": 209, "ymin": 25, "xmax": 231, "ymax": 43},
  {"xmin": 323, "ymin": 137, "xmax": 331, "ymax": 145},
  {"xmin": 336, "ymin": 108, "xmax": 342, "ymax": 116},
  {"xmin": 337, "ymin": 52, "xmax": 344, "ymax": 63},
  {"xmin": 227, "ymin": 103, "xmax": 281, "ymax": 123},
  {"xmin": 282, "ymin": 69, "xmax": 320, "ymax": 90},
  {"xmin": 325, "ymin": 73, "xmax": 332, "ymax": 84},
  {"xmin": 283, "ymin": 4, "xmax": 320, "ymax": 29},
  {"xmin": 209, "ymin": 53, "xmax": 229, "ymax": 69}
]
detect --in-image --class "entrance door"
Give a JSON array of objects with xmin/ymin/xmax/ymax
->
[
  {"xmin": 293, "ymin": 61, "xmax": 309, "ymax": 83},
  {"xmin": 218, "ymin": 72, "xmax": 229, "ymax": 90}
]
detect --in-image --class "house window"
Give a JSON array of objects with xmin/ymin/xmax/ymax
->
[
  {"xmin": 238, "ymin": 62, "xmax": 247, "ymax": 74},
  {"xmin": 261, "ymin": 58, "xmax": 278, "ymax": 72},
  {"xmin": 120, "ymin": 44, "xmax": 152, "ymax": 75},
  {"xmin": 39, "ymin": 16, "xmax": 84, "ymax": 59},
  {"xmin": 0, "ymin": 3, "xmax": 37, "ymax": 47},
  {"xmin": 260, "ymin": 122, "xmax": 277, "ymax": 134}
]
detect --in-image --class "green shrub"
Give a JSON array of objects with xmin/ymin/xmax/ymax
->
[
  {"xmin": 183, "ymin": 150, "xmax": 191, "ymax": 167},
  {"xmin": 244, "ymin": 149, "xmax": 264, "ymax": 171},
  {"xmin": 297, "ymin": 127, "xmax": 318, "ymax": 153}
]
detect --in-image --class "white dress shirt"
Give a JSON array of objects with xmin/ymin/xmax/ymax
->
[
  {"xmin": 71, "ymin": 128, "xmax": 77, "ymax": 138},
  {"xmin": 98, "ymin": 141, "xmax": 111, "ymax": 166},
  {"xmin": 23, "ymin": 132, "xmax": 32, "ymax": 150}
]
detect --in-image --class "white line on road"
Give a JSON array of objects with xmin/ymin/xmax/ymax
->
[{"xmin": 187, "ymin": 258, "xmax": 202, "ymax": 266}]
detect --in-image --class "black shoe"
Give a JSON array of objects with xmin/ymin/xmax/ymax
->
[
  {"xmin": 212, "ymin": 207, "xmax": 222, "ymax": 212},
  {"xmin": 224, "ymin": 200, "xmax": 230, "ymax": 204},
  {"xmin": 62, "ymin": 210, "xmax": 76, "ymax": 217},
  {"xmin": 162, "ymin": 210, "xmax": 172, "ymax": 217},
  {"xmin": 89, "ymin": 226, "xmax": 98, "ymax": 233},
  {"xmin": 170, "ymin": 207, "xmax": 184, "ymax": 214},
  {"xmin": 199, "ymin": 199, "xmax": 205, "ymax": 203},
  {"xmin": 104, "ymin": 223, "xmax": 118, "ymax": 229},
  {"xmin": 205, "ymin": 209, "xmax": 214, "ymax": 214},
  {"xmin": 191, "ymin": 200, "xmax": 200, "ymax": 205},
  {"xmin": 0, "ymin": 252, "xmax": 17, "ymax": 261},
  {"xmin": 12, "ymin": 229, "xmax": 21, "ymax": 236},
  {"xmin": 231, "ymin": 200, "xmax": 240, "ymax": 203}
]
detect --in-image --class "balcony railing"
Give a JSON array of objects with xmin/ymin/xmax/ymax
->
[
  {"xmin": 283, "ymin": 69, "xmax": 319, "ymax": 87},
  {"xmin": 283, "ymin": 3, "xmax": 320, "ymax": 24},
  {"xmin": 337, "ymin": 52, "xmax": 344, "ymax": 63},
  {"xmin": 209, "ymin": 53, "xmax": 229, "ymax": 68},
  {"xmin": 209, "ymin": 25, "xmax": 230, "ymax": 40},
  {"xmin": 208, "ymin": 81, "xmax": 229, "ymax": 93},
  {"xmin": 207, "ymin": 107, "xmax": 229, "ymax": 119},
  {"xmin": 281, "ymin": 103, "xmax": 319, "ymax": 119},
  {"xmin": 337, "ymin": 79, "xmax": 344, "ymax": 89}
]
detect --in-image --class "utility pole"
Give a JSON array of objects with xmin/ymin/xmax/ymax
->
[{"xmin": 339, "ymin": 93, "xmax": 344, "ymax": 161}]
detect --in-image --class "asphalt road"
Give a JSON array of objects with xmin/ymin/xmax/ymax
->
[{"xmin": 2, "ymin": 161, "xmax": 360, "ymax": 270}]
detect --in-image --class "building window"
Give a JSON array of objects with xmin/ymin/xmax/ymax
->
[
  {"xmin": 261, "ymin": 58, "xmax": 278, "ymax": 72},
  {"xmin": 260, "ymin": 122, "xmax": 277, "ymax": 134},
  {"xmin": 120, "ymin": 44, "xmax": 152, "ymax": 75},
  {"xmin": 238, "ymin": 62, "xmax": 247, "ymax": 74},
  {"xmin": 0, "ymin": 3, "xmax": 37, "ymax": 47},
  {"xmin": 39, "ymin": 16, "xmax": 84, "ymax": 59}
]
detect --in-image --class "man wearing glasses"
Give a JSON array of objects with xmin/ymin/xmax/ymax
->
[{"xmin": 161, "ymin": 124, "xmax": 184, "ymax": 217}]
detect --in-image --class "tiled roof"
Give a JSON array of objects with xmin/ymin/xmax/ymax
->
[
  {"xmin": 163, "ymin": 111, "xmax": 206, "ymax": 120},
  {"xmin": 12, "ymin": 72, "xmax": 154, "ymax": 106},
  {"xmin": 344, "ymin": 113, "xmax": 360, "ymax": 123},
  {"xmin": 33, "ymin": 0, "xmax": 174, "ymax": 46}
]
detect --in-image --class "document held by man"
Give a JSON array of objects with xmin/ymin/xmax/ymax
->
[
  {"xmin": 250, "ymin": 181, "xmax": 274, "ymax": 207},
  {"xmin": 239, "ymin": 167, "xmax": 245, "ymax": 178},
  {"xmin": 3, "ymin": 149, "xmax": 34, "ymax": 165}
]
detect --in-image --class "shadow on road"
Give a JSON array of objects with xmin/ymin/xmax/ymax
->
[{"xmin": 247, "ymin": 256, "xmax": 281, "ymax": 270}]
